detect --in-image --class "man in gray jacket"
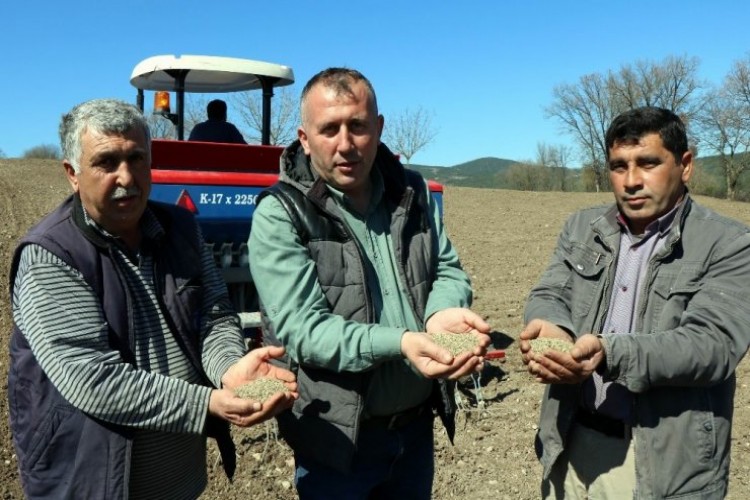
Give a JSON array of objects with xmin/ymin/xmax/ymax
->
[{"xmin": 520, "ymin": 107, "xmax": 750, "ymax": 499}]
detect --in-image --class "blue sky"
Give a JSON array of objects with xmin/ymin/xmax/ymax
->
[{"xmin": 2, "ymin": 0, "xmax": 748, "ymax": 166}]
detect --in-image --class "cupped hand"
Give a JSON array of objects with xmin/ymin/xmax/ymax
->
[
  {"xmin": 401, "ymin": 331, "xmax": 485, "ymax": 380},
  {"xmin": 208, "ymin": 387, "xmax": 297, "ymax": 428},
  {"xmin": 221, "ymin": 345, "xmax": 297, "ymax": 392},
  {"xmin": 426, "ymin": 307, "xmax": 491, "ymax": 336},
  {"xmin": 526, "ymin": 333, "xmax": 605, "ymax": 384},
  {"xmin": 519, "ymin": 319, "xmax": 573, "ymax": 365}
]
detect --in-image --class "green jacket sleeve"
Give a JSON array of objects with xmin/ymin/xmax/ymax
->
[{"xmin": 248, "ymin": 196, "xmax": 406, "ymax": 372}]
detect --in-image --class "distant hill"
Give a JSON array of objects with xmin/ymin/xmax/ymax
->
[
  {"xmin": 406, "ymin": 153, "xmax": 750, "ymax": 199},
  {"xmin": 407, "ymin": 157, "xmax": 519, "ymax": 188}
]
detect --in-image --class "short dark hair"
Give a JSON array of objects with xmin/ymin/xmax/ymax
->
[
  {"xmin": 207, "ymin": 99, "xmax": 227, "ymax": 120},
  {"xmin": 300, "ymin": 68, "xmax": 378, "ymax": 124},
  {"xmin": 605, "ymin": 107, "xmax": 688, "ymax": 162}
]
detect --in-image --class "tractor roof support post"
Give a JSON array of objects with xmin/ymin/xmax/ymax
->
[
  {"xmin": 176, "ymin": 84, "xmax": 185, "ymax": 140},
  {"xmin": 258, "ymin": 76, "xmax": 280, "ymax": 146},
  {"xmin": 137, "ymin": 89, "xmax": 144, "ymax": 112},
  {"xmin": 166, "ymin": 69, "xmax": 190, "ymax": 140}
]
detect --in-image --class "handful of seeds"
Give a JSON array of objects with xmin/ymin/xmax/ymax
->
[
  {"xmin": 234, "ymin": 378, "xmax": 289, "ymax": 402},
  {"xmin": 529, "ymin": 338, "xmax": 573, "ymax": 354},
  {"xmin": 429, "ymin": 331, "xmax": 479, "ymax": 356}
]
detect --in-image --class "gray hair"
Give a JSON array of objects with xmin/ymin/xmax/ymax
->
[{"xmin": 59, "ymin": 99, "xmax": 151, "ymax": 173}]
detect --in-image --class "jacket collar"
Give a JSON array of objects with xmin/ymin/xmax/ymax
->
[
  {"xmin": 278, "ymin": 140, "xmax": 410, "ymax": 206},
  {"xmin": 592, "ymin": 193, "xmax": 693, "ymax": 247}
]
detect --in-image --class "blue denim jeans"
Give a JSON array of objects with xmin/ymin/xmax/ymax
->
[{"xmin": 294, "ymin": 411, "xmax": 435, "ymax": 499}]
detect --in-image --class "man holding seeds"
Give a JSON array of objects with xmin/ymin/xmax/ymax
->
[
  {"xmin": 248, "ymin": 67, "xmax": 491, "ymax": 499},
  {"xmin": 520, "ymin": 107, "xmax": 750, "ymax": 499},
  {"xmin": 8, "ymin": 99, "xmax": 297, "ymax": 499}
]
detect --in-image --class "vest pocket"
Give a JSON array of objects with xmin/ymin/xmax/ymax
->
[{"xmin": 26, "ymin": 403, "xmax": 78, "ymax": 472}]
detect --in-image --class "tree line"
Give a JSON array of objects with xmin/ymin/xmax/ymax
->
[
  {"xmin": 512, "ymin": 53, "xmax": 750, "ymax": 201},
  {"xmin": 13, "ymin": 53, "xmax": 750, "ymax": 203}
]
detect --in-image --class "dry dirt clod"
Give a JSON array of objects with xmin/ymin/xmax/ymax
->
[
  {"xmin": 429, "ymin": 332, "xmax": 479, "ymax": 356},
  {"xmin": 234, "ymin": 378, "xmax": 288, "ymax": 401},
  {"xmin": 529, "ymin": 338, "xmax": 573, "ymax": 354}
]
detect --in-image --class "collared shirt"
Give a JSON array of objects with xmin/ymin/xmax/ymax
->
[
  {"xmin": 582, "ymin": 203, "xmax": 680, "ymax": 421},
  {"xmin": 327, "ymin": 170, "xmax": 433, "ymax": 415},
  {"xmin": 12, "ymin": 206, "xmax": 245, "ymax": 498},
  {"xmin": 249, "ymin": 168, "xmax": 472, "ymax": 416}
]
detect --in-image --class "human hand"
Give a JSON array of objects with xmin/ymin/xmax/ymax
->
[
  {"xmin": 400, "ymin": 331, "xmax": 485, "ymax": 380},
  {"xmin": 526, "ymin": 333, "xmax": 605, "ymax": 384},
  {"xmin": 519, "ymin": 319, "xmax": 573, "ymax": 365},
  {"xmin": 221, "ymin": 345, "xmax": 297, "ymax": 392},
  {"xmin": 426, "ymin": 307, "xmax": 492, "ymax": 337},
  {"xmin": 208, "ymin": 386, "xmax": 296, "ymax": 428},
  {"xmin": 425, "ymin": 307, "xmax": 492, "ymax": 358}
]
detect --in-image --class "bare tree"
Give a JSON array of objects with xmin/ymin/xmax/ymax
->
[
  {"xmin": 382, "ymin": 106, "xmax": 438, "ymax": 165},
  {"xmin": 695, "ymin": 87, "xmax": 750, "ymax": 201},
  {"xmin": 505, "ymin": 162, "xmax": 537, "ymax": 191},
  {"xmin": 546, "ymin": 73, "xmax": 613, "ymax": 192},
  {"xmin": 22, "ymin": 144, "xmax": 61, "ymax": 160},
  {"xmin": 688, "ymin": 160, "xmax": 723, "ymax": 198},
  {"xmin": 547, "ymin": 55, "xmax": 704, "ymax": 192},
  {"xmin": 147, "ymin": 114, "xmax": 176, "ymax": 140},
  {"xmin": 536, "ymin": 143, "xmax": 572, "ymax": 191},
  {"xmin": 726, "ymin": 54, "xmax": 750, "ymax": 107},
  {"xmin": 230, "ymin": 87, "xmax": 299, "ymax": 145},
  {"xmin": 610, "ymin": 56, "xmax": 703, "ymax": 117},
  {"xmin": 504, "ymin": 161, "xmax": 554, "ymax": 191}
]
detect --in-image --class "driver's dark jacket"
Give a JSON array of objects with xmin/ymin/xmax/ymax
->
[{"xmin": 525, "ymin": 195, "xmax": 750, "ymax": 499}]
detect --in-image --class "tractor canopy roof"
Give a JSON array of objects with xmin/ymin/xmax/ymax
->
[{"xmin": 130, "ymin": 54, "xmax": 294, "ymax": 93}]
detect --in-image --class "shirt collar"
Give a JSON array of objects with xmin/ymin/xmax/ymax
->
[
  {"xmin": 326, "ymin": 168, "xmax": 384, "ymax": 215},
  {"xmin": 616, "ymin": 200, "xmax": 681, "ymax": 242},
  {"xmin": 82, "ymin": 204, "xmax": 164, "ymax": 245}
]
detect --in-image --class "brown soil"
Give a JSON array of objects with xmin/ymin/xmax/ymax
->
[{"xmin": 2, "ymin": 158, "xmax": 750, "ymax": 498}]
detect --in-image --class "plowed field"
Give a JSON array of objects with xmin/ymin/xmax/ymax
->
[{"xmin": 2, "ymin": 158, "xmax": 749, "ymax": 498}]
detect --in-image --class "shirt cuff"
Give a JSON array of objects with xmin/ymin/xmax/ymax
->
[
  {"xmin": 213, "ymin": 355, "xmax": 242, "ymax": 388},
  {"xmin": 191, "ymin": 386, "xmax": 213, "ymax": 434},
  {"xmin": 368, "ymin": 326, "xmax": 408, "ymax": 360}
]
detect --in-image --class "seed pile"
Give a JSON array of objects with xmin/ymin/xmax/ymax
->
[
  {"xmin": 234, "ymin": 378, "xmax": 288, "ymax": 401},
  {"xmin": 429, "ymin": 332, "xmax": 479, "ymax": 356},
  {"xmin": 529, "ymin": 338, "xmax": 573, "ymax": 353}
]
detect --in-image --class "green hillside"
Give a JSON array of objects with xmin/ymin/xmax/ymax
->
[
  {"xmin": 406, "ymin": 153, "xmax": 750, "ymax": 200},
  {"xmin": 408, "ymin": 157, "xmax": 518, "ymax": 188}
]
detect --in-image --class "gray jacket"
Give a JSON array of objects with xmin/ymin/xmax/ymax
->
[{"xmin": 525, "ymin": 195, "xmax": 750, "ymax": 499}]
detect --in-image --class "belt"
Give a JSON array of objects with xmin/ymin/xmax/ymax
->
[
  {"xmin": 361, "ymin": 403, "xmax": 430, "ymax": 431},
  {"xmin": 575, "ymin": 410, "xmax": 631, "ymax": 440}
]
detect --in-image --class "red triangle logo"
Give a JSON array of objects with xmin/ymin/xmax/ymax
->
[{"xmin": 176, "ymin": 189, "xmax": 198, "ymax": 214}]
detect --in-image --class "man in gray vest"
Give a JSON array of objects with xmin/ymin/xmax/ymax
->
[
  {"xmin": 520, "ymin": 107, "xmax": 750, "ymax": 499},
  {"xmin": 248, "ymin": 68, "xmax": 491, "ymax": 499},
  {"xmin": 9, "ymin": 98, "xmax": 297, "ymax": 499}
]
